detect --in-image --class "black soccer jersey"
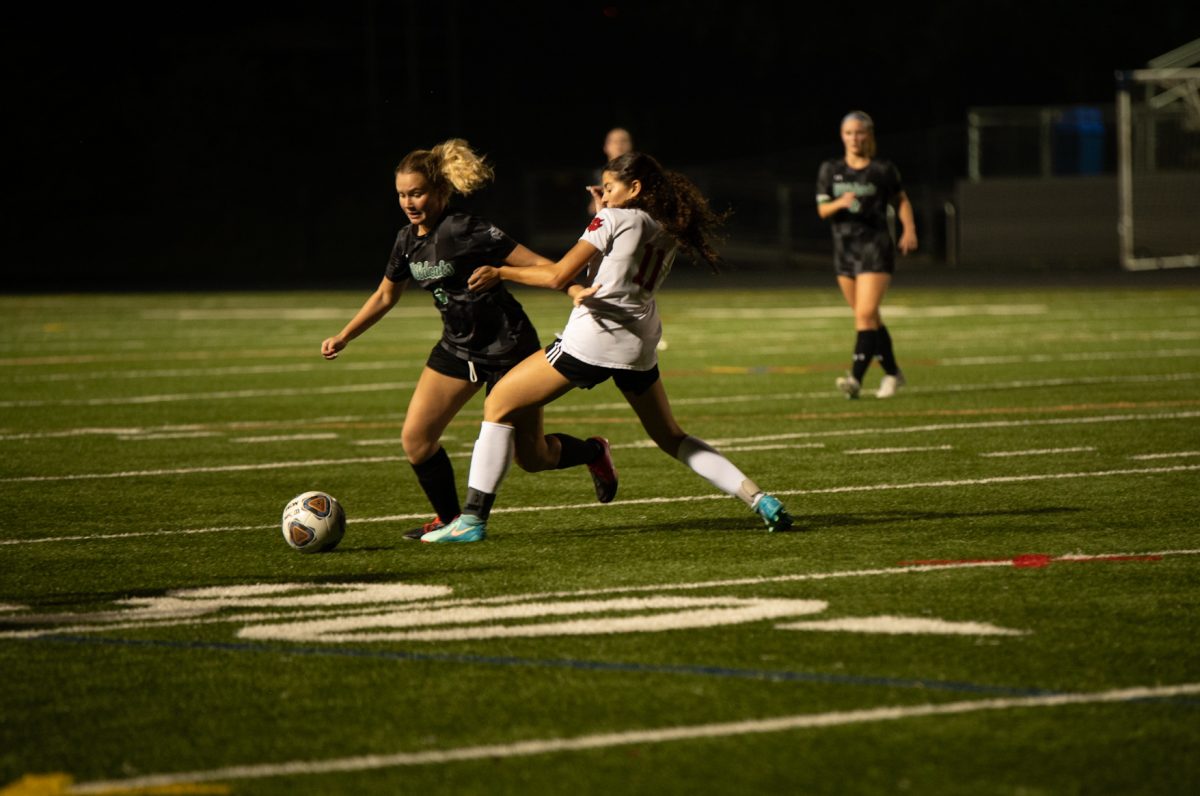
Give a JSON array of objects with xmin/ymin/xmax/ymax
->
[
  {"xmin": 815, "ymin": 159, "xmax": 904, "ymax": 274},
  {"xmin": 385, "ymin": 209, "xmax": 539, "ymax": 366}
]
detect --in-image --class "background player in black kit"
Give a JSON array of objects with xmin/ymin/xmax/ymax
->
[
  {"xmin": 321, "ymin": 139, "xmax": 616, "ymax": 539},
  {"xmin": 816, "ymin": 111, "xmax": 918, "ymax": 399}
]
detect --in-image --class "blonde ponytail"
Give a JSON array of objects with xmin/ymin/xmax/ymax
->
[
  {"xmin": 431, "ymin": 139, "xmax": 494, "ymax": 196},
  {"xmin": 395, "ymin": 139, "xmax": 494, "ymax": 197}
]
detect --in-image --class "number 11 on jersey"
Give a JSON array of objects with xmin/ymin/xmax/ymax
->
[{"xmin": 632, "ymin": 243, "xmax": 672, "ymax": 291}]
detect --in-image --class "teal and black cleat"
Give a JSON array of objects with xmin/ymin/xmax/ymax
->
[
  {"xmin": 421, "ymin": 514, "xmax": 487, "ymax": 543},
  {"xmin": 404, "ymin": 516, "xmax": 446, "ymax": 541},
  {"xmin": 753, "ymin": 494, "xmax": 794, "ymax": 533}
]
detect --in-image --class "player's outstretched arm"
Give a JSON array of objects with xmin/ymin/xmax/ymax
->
[
  {"xmin": 467, "ymin": 244, "xmax": 555, "ymax": 292},
  {"xmin": 321, "ymin": 276, "xmax": 406, "ymax": 359},
  {"xmin": 468, "ymin": 241, "xmax": 598, "ymax": 293}
]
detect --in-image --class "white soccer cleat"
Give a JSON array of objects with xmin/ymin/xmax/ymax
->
[
  {"xmin": 876, "ymin": 371, "xmax": 906, "ymax": 399},
  {"xmin": 836, "ymin": 373, "xmax": 861, "ymax": 399}
]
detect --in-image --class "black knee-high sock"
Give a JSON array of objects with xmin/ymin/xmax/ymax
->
[
  {"xmin": 410, "ymin": 447, "xmax": 460, "ymax": 523},
  {"xmin": 876, "ymin": 325, "xmax": 899, "ymax": 375},
  {"xmin": 549, "ymin": 433, "xmax": 601, "ymax": 469},
  {"xmin": 852, "ymin": 330, "xmax": 879, "ymax": 382}
]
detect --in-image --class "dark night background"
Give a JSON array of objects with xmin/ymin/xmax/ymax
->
[{"xmin": 8, "ymin": 1, "xmax": 1199, "ymax": 289}]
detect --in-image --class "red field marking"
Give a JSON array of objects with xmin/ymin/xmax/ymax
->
[{"xmin": 898, "ymin": 553, "xmax": 1164, "ymax": 569}]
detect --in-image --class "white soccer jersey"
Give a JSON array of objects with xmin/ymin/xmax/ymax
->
[{"xmin": 559, "ymin": 207, "xmax": 679, "ymax": 370}]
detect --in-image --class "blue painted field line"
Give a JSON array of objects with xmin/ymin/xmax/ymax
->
[{"xmin": 37, "ymin": 633, "xmax": 1059, "ymax": 698}]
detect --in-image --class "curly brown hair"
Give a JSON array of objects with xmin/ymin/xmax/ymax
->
[{"xmin": 603, "ymin": 152, "xmax": 728, "ymax": 271}]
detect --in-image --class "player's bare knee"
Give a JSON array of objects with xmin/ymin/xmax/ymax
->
[
  {"xmin": 482, "ymin": 395, "xmax": 517, "ymax": 425},
  {"xmin": 401, "ymin": 432, "xmax": 438, "ymax": 465}
]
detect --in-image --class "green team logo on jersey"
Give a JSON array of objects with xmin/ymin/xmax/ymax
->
[
  {"xmin": 832, "ymin": 182, "xmax": 876, "ymax": 214},
  {"xmin": 411, "ymin": 259, "xmax": 455, "ymax": 282}
]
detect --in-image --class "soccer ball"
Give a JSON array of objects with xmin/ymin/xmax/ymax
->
[{"xmin": 281, "ymin": 491, "xmax": 346, "ymax": 553}]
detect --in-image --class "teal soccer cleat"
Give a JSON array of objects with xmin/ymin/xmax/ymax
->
[
  {"xmin": 421, "ymin": 514, "xmax": 487, "ymax": 543},
  {"xmin": 753, "ymin": 494, "xmax": 794, "ymax": 533}
]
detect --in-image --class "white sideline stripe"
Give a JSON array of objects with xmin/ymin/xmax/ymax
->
[
  {"xmin": 2, "ymin": 377, "xmax": 1197, "ymax": 439},
  {"xmin": 68, "ymin": 682, "xmax": 1200, "ymax": 792},
  {"xmin": 777, "ymin": 616, "xmax": 1025, "ymax": 636},
  {"xmin": 720, "ymin": 443, "xmax": 825, "ymax": 453},
  {"xmin": 938, "ymin": 348, "xmax": 1200, "ymax": 366},
  {"xmin": 904, "ymin": 373, "xmax": 1200, "ymax": 395},
  {"xmin": 701, "ymin": 410, "xmax": 1200, "ymax": 445},
  {"xmin": 981, "ymin": 447, "xmax": 1097, "ymax": 458},
  {"xmin": 5, "ymin": 361, "xmax": 399, "ymax": 383},
  {"xmin": 545, "ymin": 373, "xmax": 1200, "ymax": 413},
  {"xmin": 117, "ymin": 432, "xmax": 223, "ymax": 442},
  {"xmin": 1130, "ymin": 451, "xmax": 1200, "ymax": 460},
  {"xmin": 231, "ymin": 433, "xmax": 339, "ymax": 444},
  {"xmin": 4, "ymin": 465, "xmax": 1199, "ymax": 547},
  {"xmin": 138, "ymin": 306, "xmax": 439, "ymax": 321},
  {"xmin": 678, "ymin": 304, "xmax": 1049, "ymax": 320},
  {"xmin": 0, "ymin": 412, "xmax": 410, "ymax": 442},
  {"xmin": 1, "ymin": 457, "xmax": 404, "ymax": 484},
  {"xmin": 844, "ymin": 445, "xmax": 953, "ymax": 455},
  {"xmin": 3, "ymin": 370, "xmax": 1197, "ymax": 418},
  {"xmin": 350, "ymin": 439, "xmax": 400, "ymax": 447},
  {"xmin": 0, "ymin": 381, "xmax": 414, "ymax": 409}
]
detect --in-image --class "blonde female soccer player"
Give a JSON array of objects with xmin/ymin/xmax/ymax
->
[
  {"xmin": 321, "ymin": 140, "xmax": 616, "ymax": 540},
  {"xmin": 422, "ymin": 151, "xmax": 794, "ymax": 543},
  {"xmin": 816, "ymin": 111, "xmax": 917, "ymax": 399}
]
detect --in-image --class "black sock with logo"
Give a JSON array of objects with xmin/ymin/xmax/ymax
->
[
  {"xmin": 877, "ymin": 325, "xmax": 899, "ymax": 376},
  {"xmin": 852, "ymin": 330, "xmax": 878, "ymax": 382}
]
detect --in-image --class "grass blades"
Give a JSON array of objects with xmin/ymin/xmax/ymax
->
[{"xmin": 1, "ymin": 280, "xmax": 1198, "ymax": 794}]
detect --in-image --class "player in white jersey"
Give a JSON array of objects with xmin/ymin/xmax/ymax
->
[{"xmin": 421, "ymin": 152, "xmax": 794, "ymax": 542}]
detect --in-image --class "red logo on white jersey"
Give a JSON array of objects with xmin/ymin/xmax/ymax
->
[{"xmin": 586, "ymin": 216, "xmax": 604, "ymax": 232}]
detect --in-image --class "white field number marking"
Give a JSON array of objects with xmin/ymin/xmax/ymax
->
[{"xmin": 2, "ymin": 581, "xmax": 1025, "ymax": 642}]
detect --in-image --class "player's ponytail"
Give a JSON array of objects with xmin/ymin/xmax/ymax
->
[
  {"xmin": 395, "ymin": 139, "xmax": 494, "ymax": 197},
  {"xmin": 605, "ymin": 152, "xmax": 728, "ymax": 271}
]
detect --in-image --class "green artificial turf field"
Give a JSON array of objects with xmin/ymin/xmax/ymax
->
[{"xmin": 1, "ymin": 279, "xmax": 1198, "ymax": 794}]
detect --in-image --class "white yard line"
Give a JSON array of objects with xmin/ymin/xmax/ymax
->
[
  {"xmin": 5, "ymin": 409, "xmax": 1199, "ymax": 483},
  {"xmin": 720, "ymin": 443, "xmax": 825, "ymax": 453},
  {"xmin": 231, "ymin": 433, "xmax": 339, "ymax": 444},
  {"xmin": 4, "ymin": 465, "xmax": 1198, "ymax": 546},
  {"xmin": 117, "ymin": 432, "xmax": 223, "ymax": 441},
  {"xmin": 1129, "ymin": 451, "xmax": 1200, "ymax": 460},
  {"xmin": 1, "ymin": 457, "xmax": 404, "ymax": 484},
  {"xmin": 678, "ymin": 304, "xmax": 1050, "ymax": 319},
  {"xmin": 981, "ymin": 447, "xmax": 1097, "ymax": 458},
  {"xmin": 4, "ymin": 361, "xmax": 400, "ymax": 383},
  {"xmin": 0, "ymin": 381, "xmax": 414, "ymax": 409},
  {"xmin": 67, "ymin": 682, "xmax": 1200, "ymax": 792},
  {"xmin": 938, "ymin": 348, "xmax": 1200, "ymax": 366},
  {"xmin": 845, "ymin": 445, "xmax": 953, "ymax": 455},
  {"xmin": 0, "ymin": 413, "xmax": 409, "ymax": 442}
]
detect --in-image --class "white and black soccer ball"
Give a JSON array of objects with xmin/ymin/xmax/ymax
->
[{"xmin": 281, "ymin": 491, "xmax": 346, "ymax": 553}]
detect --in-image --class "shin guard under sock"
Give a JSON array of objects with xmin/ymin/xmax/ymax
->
[
  {"xmin": 410, "ymin": 447, "xmax": 460, "ymax": 524},
  {"xmin": 550, "ymin": 433, "xmax": 601, "ymax": 469}
]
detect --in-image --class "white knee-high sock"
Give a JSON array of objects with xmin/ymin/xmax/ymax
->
[
  {"xmin": 675, "ymin": 435, "xmax": 762, "ymax": 507},
  {"xmin": 468, "ymin": 422, "xmax": 514, "ymax": 493}
]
